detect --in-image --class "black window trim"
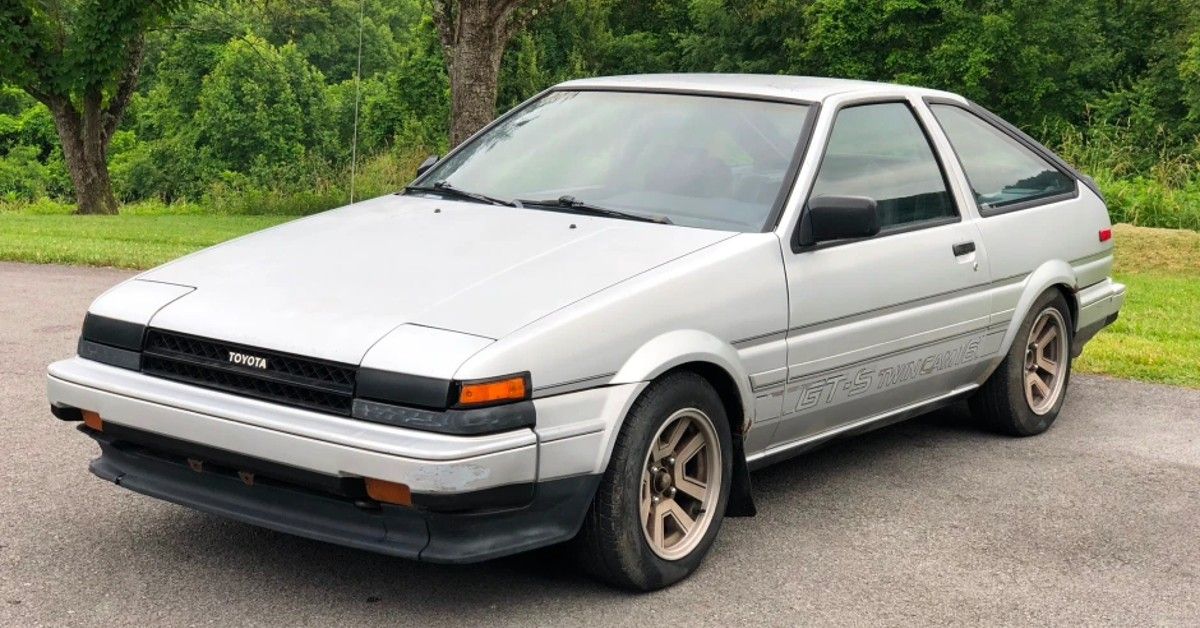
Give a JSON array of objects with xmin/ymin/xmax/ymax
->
[
  {"xmin": 409, "ymin": 86, "xmax": 819, "ymax": 234},
  {"xmin": 791, "ymin": 96, "xmax": 963, "ymax": 253},
  {"xmin": 922, "ymin": 96, "xmax": 1088, "ymax": 218},
  {"xmin": 763, "ymin": 101, "xmax": 822, "ymax": 232}
]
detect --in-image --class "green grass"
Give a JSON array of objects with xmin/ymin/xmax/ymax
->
[
  {"xmin": 1074, "ymin": 224, "xmax": 1200, "ymax": 388},
  {"xmin": 0, "ymin": 214, "xmax": 293, "ymax": 269},
  {"xmin": 0, "ymin": 213, "xmax": 1195, "ymax": 387}
]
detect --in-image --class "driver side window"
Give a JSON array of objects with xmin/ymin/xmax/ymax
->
[{"xmin": 810, "ymin": 102, "xmax": 957, "ymax": 229}]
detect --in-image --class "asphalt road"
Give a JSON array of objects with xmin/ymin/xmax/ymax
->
[{"xmin": 2, "ymin": 261, "xmax": 1198, "ymax": 626}]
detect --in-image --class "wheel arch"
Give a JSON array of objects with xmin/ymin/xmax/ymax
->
[
  {"xmin": 999, "ymin": 260, "xmax": 1078, "ymax": 357},
  {"xmin": 610, "ymin": 329, "xmax": 754, "ymax": 432},
  {"xmin": 607, "ymin": 330, "xmax": 757, "ymax": 516}
]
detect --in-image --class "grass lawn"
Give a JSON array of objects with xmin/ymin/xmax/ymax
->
[
  {"xmin": 0, "ymin": 214, "xmax": 293, "ymax": 269},
  {"xmin": 0, "ymin": 213, "xmax": 1195, "ymax": 387},
  {"xmin": 1073, "ymin": 224, "xmax": 1200, "ymax": 388}
]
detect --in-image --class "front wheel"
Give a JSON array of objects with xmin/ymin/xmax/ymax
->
[
  {"xmin": 576, "ymin": 372, "xmax": 732, "ymax": 590},
  {"xmin": 970, "ymin": 290, "xmax": 1074, "ymax": 436}
]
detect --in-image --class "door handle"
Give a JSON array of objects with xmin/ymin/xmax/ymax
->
[{"xmin": 952, "ymin": 241, "xmax": 976, "ymax": 256}]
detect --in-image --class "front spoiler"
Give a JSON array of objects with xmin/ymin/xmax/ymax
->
[{"xmin": 85, "ymin": 428, "xmax": 600, "ymax": 564}]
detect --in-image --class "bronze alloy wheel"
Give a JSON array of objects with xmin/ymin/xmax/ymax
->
[
  {"xmin": 969, "ymin": 290, "xmax": 1073, "ymax": 437},
  {"xmin": 639, "ymin": 407, "xmax": 722, "ymax": 561},
  {"xmin": 1023, "ymin": 307, "xmax": 1068, "ymax": 415},
  {"xmin": 576, "ymin": 371, "xmax": 733, "ymax": 590}
]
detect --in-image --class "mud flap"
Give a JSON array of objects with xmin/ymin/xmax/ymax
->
[{"xmin": 724, "ymin": 432, "xmax": 756, "ymax": 517}]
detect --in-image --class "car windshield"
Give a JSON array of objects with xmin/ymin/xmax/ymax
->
[{"xmin": 415, "ymin": 90, "xmax": 812, "ymax": 232}]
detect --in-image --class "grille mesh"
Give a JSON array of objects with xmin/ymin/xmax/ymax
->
[{"xmin": 141, "ymin": 329, "xmax": 356, "ymax": 415}]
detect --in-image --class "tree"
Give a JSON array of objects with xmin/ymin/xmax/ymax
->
[
  {"xmin": 0, "ymin": 0, "xmax": 190, "ymax": 214},
  {"xmin": 430, "ymin": 0, "xmax": 560, "ymax": 146},
  {"xmin": 194, "ymin": 36, "xmax": 334, "ymax": 176}
]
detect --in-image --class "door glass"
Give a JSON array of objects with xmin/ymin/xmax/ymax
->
[
  {"xmin": 930, "ymin": 104, "xmax": 1075, "ymax": 210},
  {"xmin": 810, "ymin": 103, "xmax": 956, "ymax": 229}
]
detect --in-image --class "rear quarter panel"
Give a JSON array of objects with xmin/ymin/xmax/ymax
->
[{"xmin": 976, "ymin": 185, "xmax": 1115, "ymax": 353}]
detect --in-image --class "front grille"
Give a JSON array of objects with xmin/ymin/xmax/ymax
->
[{"xmin": 141, "ymin": 329, "xmax": 357, "ymax": 415}]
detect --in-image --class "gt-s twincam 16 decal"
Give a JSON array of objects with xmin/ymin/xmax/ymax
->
[{"xmin": 786, "ymin": 330, "xmax": 1000, "ymax": 415}]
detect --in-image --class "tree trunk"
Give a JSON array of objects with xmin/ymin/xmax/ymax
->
[
  {"xmin": 49, "ymin": 96, "xmax": 119, "ymax": 216},
  {"xmin": 433, "ymin": 1, "xmax": 557, "ymax": 148},
  {"xmin": 447, "ymin": 18, "xmax": 506, "ymax": 147},
  {"xmin": 36, "ymin": 38, "xmax": 143, "ymax": 216}
]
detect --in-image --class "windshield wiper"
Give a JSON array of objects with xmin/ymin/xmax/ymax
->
[
  {"xmin": 404, "ymin": 180, "xmax": 515, "ymax": 207},
  {"xmin": 515, "ymin": 195, "xmax": 672, "ymax": 225}
]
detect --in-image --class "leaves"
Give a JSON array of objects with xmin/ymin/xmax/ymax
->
[
  {"xmin": 1, "ymin": 0, "xmax": 1199, "ymax": 215},
  {"xmin": 2, "ymin": 0, "xmax": 191, "ymax": 102}
]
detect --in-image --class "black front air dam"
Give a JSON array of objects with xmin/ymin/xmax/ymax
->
[{"xmin": 83, "ymin": 430, "xmax": 600, "ymax": 564}]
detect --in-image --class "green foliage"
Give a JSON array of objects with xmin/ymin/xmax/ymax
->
[
  {"xmin": 194, "ymin": 36, "xmax": 333, "ymax": 176},
  {"xmin": 1096, "ymin": 176, "xmax": 1200, "ymax": 232},
  {"xmin": 1053, "ymin": 119, "xmax": 1200, "ymax": 230},
  {"xmin": 1, "ymin": 0, "xmax": 1199, "ymax": 226},
  {"xmin": 0, "ymin": 0, "xmax": 190, "ymax": 102},
  {"xmin": 0, "ymin": 144, "xmax": 48, "ymax": 199}
]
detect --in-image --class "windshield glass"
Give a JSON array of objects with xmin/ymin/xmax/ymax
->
[{"xmin": 416, "ymin": 90, "xmax": 812, "ymax": 231}]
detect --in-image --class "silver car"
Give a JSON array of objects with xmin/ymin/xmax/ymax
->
[{"xmin": 47, "ymin": 75, "xmax": 1125, "ymax": 590}]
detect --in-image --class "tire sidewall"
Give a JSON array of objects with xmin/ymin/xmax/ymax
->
[
  {"xmin": 609, "ymin": 374, "xmax": 733, "ymax": 589},
  {"xmin": 1004, "ymin": 291, "xmax": 1074, "ymax": 435}
]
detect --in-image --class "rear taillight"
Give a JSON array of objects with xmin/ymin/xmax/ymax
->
[{"xmin": 1099, "ymin": 228, "xmax": 1112, "ymax": 243}]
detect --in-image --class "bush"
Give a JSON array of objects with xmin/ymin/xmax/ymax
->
[
  {"xmin": 1053, "ymin": 120, "xmax": 1200, "ymax": 231},
  {"xmin": 180, "ymin": 145, "xmax": 427, "ymax": 216},
  {"xmin": 194, "ymin": 35, "xmax": 335, "ymax": 178},
  {"xmin": 0, "ymin": 145, "xmax": 47, "ymax": 200},
  {"xmin": 1098, "ymin": 176, "xmax": 1200, "ymax": 231}
]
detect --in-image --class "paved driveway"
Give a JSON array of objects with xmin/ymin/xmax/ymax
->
[{"xmin": 2, "ymin": 261, "xmax": 1197, "ymax": 626}]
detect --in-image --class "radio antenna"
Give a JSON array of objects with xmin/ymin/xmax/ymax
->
[{"xmin": 349, "ymin": 0, "xmax": 366, "ymax": 203}]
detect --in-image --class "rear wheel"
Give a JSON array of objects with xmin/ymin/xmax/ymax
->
[
  {"xmin": 970, "ymin": 290, "xmax": 1073, "ymax": 436},
  {"xmin": 576, "ymin": 372, "xmax": 732, "ymax": 590}
]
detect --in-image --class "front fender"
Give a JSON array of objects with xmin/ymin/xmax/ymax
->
[
  {"xmin": 596, "ymin": 330, "xmax": 755, "ymax": 509},
  {"xmin": 611, "ymin": 329, "xmax": 754, "ymax": 428}
]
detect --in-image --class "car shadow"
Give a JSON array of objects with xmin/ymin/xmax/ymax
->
[
  {"xmin": 119, "ymin": 402, "xmax": 994, "ymax": 611},
  {"xmin": 750, "ymin": 401, "xmax": 986, "ymax": 493}
]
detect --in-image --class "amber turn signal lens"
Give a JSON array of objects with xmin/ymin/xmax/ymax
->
[
  {"xmin": 457, "ymin": 375, "xmax": 528, "ymax": 407},
  {"xmin": 82, "ymin": 410, "xmax": 103, "ymax": 432},
  {"xmin": 364, "ymin": 478, "xmax": 412, "ymax": 506}
]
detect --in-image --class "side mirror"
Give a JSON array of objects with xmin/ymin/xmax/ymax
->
[
  {"xmin": 805, "ymin": 195, "xmax": 880, "ymax": 244},
  {"xmin": 416, "ymin": 154, "xmax": 439, "ymax": 177}
]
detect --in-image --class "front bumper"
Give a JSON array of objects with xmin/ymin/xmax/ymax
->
[
  {"xmin": 47, "ymin": 357, "xmax": 620, "ymax": 562},
  {"xmin": 48, "ymin": 358, "xmax": 539, "ymax": 493},
  {"xmin": 84, "ymin": 426, "xmax": 599, "ymax": 562}
]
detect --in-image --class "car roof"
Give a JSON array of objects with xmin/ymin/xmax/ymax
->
[{"xmin": 556, "ymin": 74, "xmax": 966, "ymax": 104}]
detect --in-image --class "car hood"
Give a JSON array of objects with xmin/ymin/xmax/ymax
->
[{"xmin": 141, "ymin": 194, "xmax": 735, "ymax": 364}]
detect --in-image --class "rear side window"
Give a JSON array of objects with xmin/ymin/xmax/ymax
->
[
  {"xmin": 929, "ymin": 104, "xmax": 1075, "ymax": 211},
  {"xmin": 810, "ymin": 103, "xmax": 956, "ymax": 229}
]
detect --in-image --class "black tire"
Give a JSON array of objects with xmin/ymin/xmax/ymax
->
[
  {"xmin": 970, "ymin": 290, "xmax": 1074, "ymax": 436},
  {"xmin": 575, "ymin": 371, "xmax": 733, "ymax": 591}
]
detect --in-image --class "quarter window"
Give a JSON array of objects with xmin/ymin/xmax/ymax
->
[
  {"xmin": 810, "ymin": 102, "xmax": 956, "ymax": 229},
  {"xmin": 930, "ymin": 104, "xmax": 1075, "ymax": 211}
]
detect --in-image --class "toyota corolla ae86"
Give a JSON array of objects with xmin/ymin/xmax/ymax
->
[{"xmin": 47, "ymin": 75, "xmax": 1124, "ymax": 590}]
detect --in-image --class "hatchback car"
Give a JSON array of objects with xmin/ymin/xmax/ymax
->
[{"xmin": 48, "ymin": 75, "xmax": 1124, "ymax": 590}]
